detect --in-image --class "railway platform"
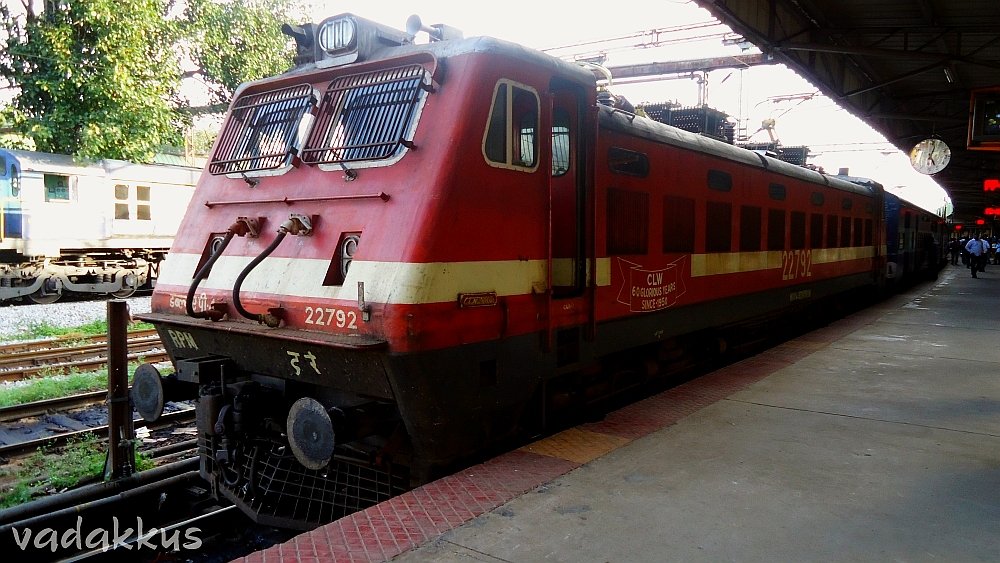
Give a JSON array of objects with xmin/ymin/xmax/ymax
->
[{"xmin": 240, "ymin": 263, "xmax": 1000, "ymax": 562}]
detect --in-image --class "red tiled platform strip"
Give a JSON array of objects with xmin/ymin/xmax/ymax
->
[{"xmin": 239, "ymin": 307, "xmax": 882, "ymax": 562}]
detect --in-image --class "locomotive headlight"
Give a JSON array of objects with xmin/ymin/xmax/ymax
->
[
  {"xmin": 317, "ymin": 16, "xmax": 356, "ymax": 53},
  {"xmin": 313, "ymin": 13, "xmax": 411, "ymax": 67}
]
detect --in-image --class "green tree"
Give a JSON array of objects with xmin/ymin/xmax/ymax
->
[
  {"xmin": 0, "ymin": 0, "xmax": 300, "ymax": 161},
  {"xmin": 0, "ymin": 0, "xmax": 183, "ymax": 161},
  {"xmin": 183, "ymin": 0, "xmax": 299, "ymax": 105}
]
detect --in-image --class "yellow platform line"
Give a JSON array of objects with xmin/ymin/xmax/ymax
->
[{"xmin": 520, "ymin": 427, "xmax": 632, "ymax": 464}]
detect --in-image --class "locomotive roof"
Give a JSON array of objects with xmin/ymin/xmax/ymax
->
[
  {"xmin": 276, "ymin": 33, "xmax": 597, "ymax": 91},
  {"xmin": 598, "ymin": 106, "xmax": 877, "ymax": 199}
]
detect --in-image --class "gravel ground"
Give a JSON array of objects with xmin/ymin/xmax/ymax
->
[{"xmin": 0, "ymin": 296, "xmax": 151, "ymax": 339}]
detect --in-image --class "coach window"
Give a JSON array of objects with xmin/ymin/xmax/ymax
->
[
  {"xmin": 740, "ymin": 205, "xmax": 761, "ymax": 251},
  {"xmin": 767, "ymin": 209, "xmax": 785, "ymax": 251},
  {"xmin": 44, "ymin": 174, "xmax": 71, "ymax": 202},
  {"xmin": 483, "ymin": 80, "xmax": 539, "ymax": 171},
  {"xmin": 864, "ymin": 219, "xmax": 873, "ymax": 246},
  {"xmin": 769, "ymin": 183, "xmax": 787, "ymax": 201},
  {"xmin": 853, "ymin": 217, "xmax": 863, "ymax": 246},
  {"xmin": 706, "ymin": 202, "xmax": 732, "ymax": 252},
  {"xmin": 790, "ymin": 211, "xmax": 806, "ymax": 249},
  {"xmin": 707, "ymin": 169, "xmax": 732, "ymax": 192},
  {"xmin": 607, "ymin": 188, "xmax": 648, "ymax": 255},
  {"xmin": 839, "ymin": 217, "xmax": 851, "ymax": 247},
  {"xmin": 663, "ymin": 195, "xmax": 695, "ymax": 253},
  {"xmin": 810, "ymin": 213, "xmax": 824, "ymax": 248},
  {"xmin": 115, "ymin": 184, "xmax": 130, "ymax": 219},
  {"xmin": 609, "ymin": 147, "xmax": 649, "ymax": 177},
  {"xmin": 137, "ymin": 185, "xmax": 151, "ymax": 220},
  {"xmin": 826, "ymin": 214, "xmax": 838, "ymax": 247}
]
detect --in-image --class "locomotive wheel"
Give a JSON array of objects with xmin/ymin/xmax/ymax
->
[
  {"xmin": 28, "ymin": 287, "xmax": 62, "ymax": 304},
  {"xmin": 111, "ymin": 286, "xmax": 137, "ymax": 298},
  {"xmin": 112, "ymin": 272, "xmax": 139, "ymax": 298}
]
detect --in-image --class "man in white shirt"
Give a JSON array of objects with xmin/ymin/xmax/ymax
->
[{"xmin": 965, "ymin": 234, "xmax": 988, "ymax": 278}]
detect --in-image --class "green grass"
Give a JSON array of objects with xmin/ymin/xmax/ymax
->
[
  {"xmin": 2, "ymin": 319, "xmax": 154, "ymax": 343},
  {"xmin": 0, "ymin": 421, "xmax": 159, "ymax": 509},
  {"xmin": 0, "ymin": 365, "xmax": 146, "ymax": 408},
  {"xmin": 0, "ymin": 435, "xmax": 106, "ymax": 509},
  {"xmin": 0, "ymin": 434, "xmax": 158, "ymax": 509},
  {"xmin": 0, "ymin": 370, "xmax": 111, "ymax": 408}
]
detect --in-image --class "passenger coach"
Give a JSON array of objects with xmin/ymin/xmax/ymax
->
[{"xmin": 0, "ymin": 149, "xmax": 199, "ymax": 303}]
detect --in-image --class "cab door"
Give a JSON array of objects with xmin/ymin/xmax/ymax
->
[
  {"xmin": 546, "ymin": 79, "xmax": 594, "ymax": 362},
  {"xmin": 549, "ymin": 81, "xmax": 588, "ymax": 297}
]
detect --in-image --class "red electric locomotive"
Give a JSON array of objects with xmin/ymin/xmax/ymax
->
[{"xmin": 135, "ymin": 13, "xmax": 924, "ymax": 529}]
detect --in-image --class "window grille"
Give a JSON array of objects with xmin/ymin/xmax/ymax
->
[
  {"xmin": 209, "ymin": 84, "xmax": 317, "ymax": 176},
  {"xmin": 607, "ymin": 188, "xmax": 649, "ymax": 255},
  {"xmin": 302, "ymin": 64, "xmax": 429, "ymax": 165}
]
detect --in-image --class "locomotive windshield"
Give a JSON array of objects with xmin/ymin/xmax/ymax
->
[
  {"xmin": 210, "ymin": 83, "xmax": 318, "ymax": 176},
  {"xmin": 209, "ymin": 64, "xmax": 430, "ymax": 177},
  {"xmin": 302, "ymin": 63, "xmax": 430, "ymax": 166}
]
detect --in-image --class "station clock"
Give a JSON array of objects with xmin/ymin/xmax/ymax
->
[{"xmin": 909, "ymin": 138, "xmax": 951, "ymax": 175}]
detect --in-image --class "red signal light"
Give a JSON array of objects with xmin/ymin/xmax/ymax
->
[
  {"xmin": 976, "ymin": 219, "xmax": 986, "ymax": 225},
  {"xmin": 985, "ymin": 179, "xmax": 1000, "ymax": 191},
  {"xmin": 987, "ymin": 208, "xmax": 1000, "ymax": 216}
]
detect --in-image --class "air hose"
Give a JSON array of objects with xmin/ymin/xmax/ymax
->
[
  {"xmin": 232, "ymin": 220, "xmax": 295, "ymax": 327},
  {"xmin": 186, "ymin": 229, "xmax": 238, "ymax": 320}
]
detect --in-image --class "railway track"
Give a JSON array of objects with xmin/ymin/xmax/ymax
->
[
  {"xmin": 0, "ymin": 329, "xmax": 167, "ymax": 382},
  {"xmin": 0, "ymin": 406, "xmax": 196, "ymax": 459},
  {"xmin": 0, "ymin": 389, "xmax": 108, "ymax": 423}
]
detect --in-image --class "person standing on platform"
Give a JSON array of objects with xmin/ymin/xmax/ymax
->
[
  {"xmin": 965, "ymin": 234, "xmax": 988, "ymax": 278},
  {"xmin": 949, "ymin": 238, "xmax": 961, "ymax": 265}
]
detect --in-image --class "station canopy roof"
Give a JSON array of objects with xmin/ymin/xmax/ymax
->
[{"xmin": 696, "ymin": 0, "xmax": 1000, "ymax": 223}]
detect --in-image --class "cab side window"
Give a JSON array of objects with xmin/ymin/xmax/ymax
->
[
  {"xmin": 10, "ymin": 166, "xmax": 19, "ymax": 196},
  {"xmin": 552, "ymin": 108, "xmax": 570, "ymax": 176},
  {"xmin": 483, "ymin": 80, "xmax": 539, "ymax": 171}
]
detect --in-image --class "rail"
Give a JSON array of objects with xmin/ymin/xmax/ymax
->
[{"xmin": 0, "ymin": 329, "xmax": 167, "ymax": 381}]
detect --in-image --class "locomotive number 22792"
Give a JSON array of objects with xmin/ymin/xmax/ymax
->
[
  {"xmin": 304, "ymin": 306, "xmax": 358, "ymax": 329},
  {"xmin": 781, "ymin": 250, "xmax": 812, "ymax": 281}
]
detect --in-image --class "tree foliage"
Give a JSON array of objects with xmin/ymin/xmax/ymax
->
[
  {"xmin": 184, "ymin": 0, "xmax": 299, "ymax": 105},
  {"xmin": 0, "ymin": 0, "xmax": 299, "ymax": 161},
  {"xmin": 0, "ymin": 0, "xmax": 183, "ymax": 161}
]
